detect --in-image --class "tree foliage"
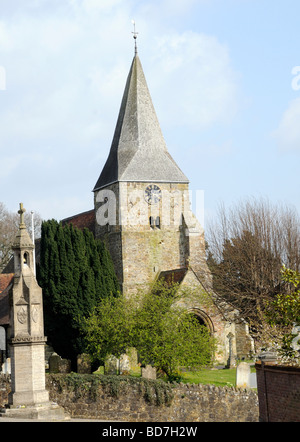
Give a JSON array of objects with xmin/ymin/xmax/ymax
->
[
  {"xmin": 134, "ymin": 283, "xmax": 216, "ymax": 378},
  {"xmin": 267, "ymin": 266, "xmax": 300, "ymax": 327},
  {"xmin": 82, "ymin": 295, "xmax": 136, "ymax": 362},
  {"xmin": 83, "ymin": 281, "xmax": 216, "ymax": 379},
  {"xmin": 37, "ymin": 219, "xmax": 119, "ymax": 366},
  {"xmin": 264, "ymin": 267, "xmax": 300, "ymax": 362}
]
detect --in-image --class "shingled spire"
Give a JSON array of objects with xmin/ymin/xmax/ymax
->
[{"xmin": 93, "ymin": 54, "xmax": 188, "ymax": 191}]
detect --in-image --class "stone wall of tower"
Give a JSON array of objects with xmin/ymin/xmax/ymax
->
[
  {"xmin": 94, "ymin": 182, "xmax": 124, "ymax": 286},
  {"xmin": 94, "ymin": 181, "xmax": 209, "ymax": 295}
]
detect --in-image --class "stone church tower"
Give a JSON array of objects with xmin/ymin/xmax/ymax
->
[
  {"xmin": 93, "ymin": 53, "xmax": 211, "ymax": 296},
  {"xmin": 61, "ymin": 46, "xmax": 254, "ymax": 364}
]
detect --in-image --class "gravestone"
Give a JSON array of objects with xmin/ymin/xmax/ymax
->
[
  {"xmin": 49, "ymin": 353, "xmax": 71, "ymax": 374},
  {"xmin": 249, "ymin": 372, "xmax": 257, "ymax": 389},
  {"xmin": 104, "ymin": 355, "xmax": 119, "ymax": 375},
  {"xmin": 49, "ymin": 353, "xmax": 61, "ymax": 373},
  {"xmin": 77, "ymin": 353, "xmax": 91, "ymax": 374},
  {"xmin": 236, "ymin": 362, "xmax": 251, "ymax": 389},
  {"xmin": 127, "ymin": 347, "xmax": 139, "ymax": 370},
  {"xmin": 120, "ymin": 354, "xmax": 130, "ymax": 375},
  {"xmin": 1, "ymin": 358, "xmax": 10, "ymax": 375},
  {"xmin": 142, "ymin": 365, "xmax": 156, "ymax": 380}
]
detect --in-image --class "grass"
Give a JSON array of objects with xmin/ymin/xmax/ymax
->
[
  {"xmin": 180, "ymin": 368, "xmax": 236, "ymax": 388},
  {"xmin": 96, "ymin": 365, "xmax": 256, "ymax": 389},
  {"xmin": 180, "ymin": 364, "xmax": 257, "ymax": 388}
]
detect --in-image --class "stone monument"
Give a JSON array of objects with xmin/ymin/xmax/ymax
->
[
  {"xmin": 236, "ymin": 362, "xmax": 251, "ymax": 389},
  {"xmin": 0, "ymin": 204, "xmax": 69, "ymax": 420}
]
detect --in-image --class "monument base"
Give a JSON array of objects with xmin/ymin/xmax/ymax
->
[{"xmin": 0, "ymin": 402, "xmax": 70, "ymax": 421}]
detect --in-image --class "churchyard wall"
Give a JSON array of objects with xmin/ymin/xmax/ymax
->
[{"xmin": 0, "ymin": 374, "xmax": 258, "ymax": 422}]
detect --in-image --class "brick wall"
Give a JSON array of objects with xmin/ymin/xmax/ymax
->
[
  {"xmin": 255, "ymin": 362, "xmax": 300, "ymax": 422},
  {"xmin": 1, "ymin": 374, "xmax": 258, "ymax": 422}
]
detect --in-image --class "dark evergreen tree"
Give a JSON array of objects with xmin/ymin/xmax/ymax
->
[{"xmin": 37, "ymin": 220, "xmax": 119, "ymax": 367}]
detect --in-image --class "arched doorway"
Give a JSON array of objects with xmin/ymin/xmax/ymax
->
[
  {"xmin": 189, "ymin": 308, "xmax": 214, "ymax": 335},
  {"xmin": 187, "ymin": 309, "xmax": 215, "ymax": 365}
]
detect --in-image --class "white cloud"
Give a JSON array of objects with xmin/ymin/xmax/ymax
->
[
  {"xmin": 273, "ymin": 98, "xmax": 300, "ymax": 152},
  {"xmin": 148, "ymin": 31, "xmax": 239, "ymax": 129},
  {"xmin": 0, "ymin": 0, "xmax": 241, "ymax": 220}
]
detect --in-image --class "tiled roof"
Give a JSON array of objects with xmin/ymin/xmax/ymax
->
[
  {"xmin": 61, "ymin": 209, "xmax": 95, "ymax": 234},
  {"xmin": 0, "ymin": 273, "xmax": 14, "ymax": 294},
  {"xmin": 158, "ymin": 268, "xmax": 188, "ymax": 286}
]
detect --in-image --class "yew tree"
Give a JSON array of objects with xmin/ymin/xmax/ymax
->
[{"xmin": 37, "ymin": 219, "xmax": 119, "ymax": 366}]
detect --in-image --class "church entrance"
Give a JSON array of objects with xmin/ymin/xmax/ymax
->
[
  {"xmin": 190, "ymin": 309, "xmax": 214, "ymax": 335},
  {"xmin": 188, "ymin": 309, "xmax": 215, "ymax": 365}
]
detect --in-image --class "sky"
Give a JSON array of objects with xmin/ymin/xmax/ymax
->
[{"xmin": 0, "ymin": 0, "xmax": 299, "ymax": 229}]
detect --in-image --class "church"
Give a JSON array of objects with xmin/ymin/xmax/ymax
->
[
  {"xmin": 0, "ymin": 41, "xmax": 253, "ymax": 369},
  {"xmin": 61, "ymin": 46, "xmax": 253, "ymax": 365}
]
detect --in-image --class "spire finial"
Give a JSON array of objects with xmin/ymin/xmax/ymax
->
[
  {"xmin": 18, "ymin": 203, "xmax": 26, "ymax": 229},
  {"xmin": 131, "ymin": 20, "xmax": 138, "ymax": 55}
]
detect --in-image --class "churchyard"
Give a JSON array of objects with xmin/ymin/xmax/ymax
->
[
  {"xmin": 0, "ymin": 20, "xmax": 299, "ymax": 421},
  {"xmin": 1, "ymin": 357, "xmax": 260, "ymax": 422},
  {"xmin": 98, "ymin": 362, "xmax": 257, "ymax": 389}
]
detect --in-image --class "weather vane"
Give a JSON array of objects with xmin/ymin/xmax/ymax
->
[{"xmin": 131, "ymin": 20, "xmax": 138, "ymax": 55}]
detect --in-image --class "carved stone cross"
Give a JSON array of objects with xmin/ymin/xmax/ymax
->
[{"xmin": 18, "ymin": 202, "xmax": 26, "ymax": 228}]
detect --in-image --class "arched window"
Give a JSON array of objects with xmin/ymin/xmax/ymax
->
[
  {"xmin": 23, "ymin": 252, "xmax": 29, "ymax": 266},
  {"xmin": 155, "ymin": 216, "xmax": 160, "ymax": 229}
]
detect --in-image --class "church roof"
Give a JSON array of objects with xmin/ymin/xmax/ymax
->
[
  {"xmin": 93, "ymin": 55, "xmax": 188, "ymax": 191},
  {"xmin": 0, "ymin": 273, "xmax": 14, "ymax": 294},
  {"xmin": 158, "ymin": 268, "xmax": 188, "ymax": 286},
  {"xmin": 62, "ymin": 209, "xmax": 95, "ymax": 234}
]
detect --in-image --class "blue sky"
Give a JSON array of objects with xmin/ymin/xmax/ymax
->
[{"xmin": 0, "ymin": 0, "xmax": 299, "ymax": 228}]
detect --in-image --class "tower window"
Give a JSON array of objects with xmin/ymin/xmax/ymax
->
[
  {"xmin": 149, "ymin": 216, "xmax": 155, "ymax": 229},
  {"xmin": 149, "ymin": 216, "xmax": 161, "ymax": 229}
]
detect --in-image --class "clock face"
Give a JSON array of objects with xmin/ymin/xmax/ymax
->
[{"xmin": 145, "ymin": 184, "xmax": 162, "ymax": 205}]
